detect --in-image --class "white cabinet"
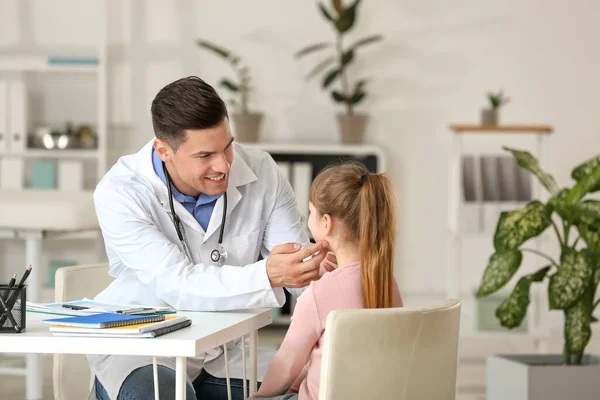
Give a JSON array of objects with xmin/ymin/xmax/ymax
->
[
  {"xmin": 0, "ymin": 80, "xmax": 7, "ymax": 153},
  {"xmin": 7, "ymin": 78, "xmax": 26, "ymax": 153},
  {"xmin": 447, "ymin": 124, "xmax": 553, "ymax": 350}
]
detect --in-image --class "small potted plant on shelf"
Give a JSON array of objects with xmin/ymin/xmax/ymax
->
[
  {"xmin": 196, "ymin": 39, "xmax": 263, "ymax": 143},
  {"xmin": 296, "ymin": 0, "xmax": 382, "ymax": 144},
  {"xmin": 476, "ymin": 147, "xmax": 600, "ymax": 400},
  {"xmin": 481, "ymin": 90, "xmax": 509, "ymax": 126}
]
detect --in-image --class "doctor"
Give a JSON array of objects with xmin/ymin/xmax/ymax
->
[{"xmin": 90, "ymin": 76, "xmax": 333, "ymax": 400}]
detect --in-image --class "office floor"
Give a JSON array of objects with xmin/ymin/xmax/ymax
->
[{"xmin": 0, "ymin": 326, "xmax": 288, "ymax": 400}]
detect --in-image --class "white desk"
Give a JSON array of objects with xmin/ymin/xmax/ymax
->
[
  {"xmin": 0, "ymin": 189, "xmax": 101, "ymax": 399},
  {"xmin": 0, "ymin": 309, "xmax": 272, "ymax": 400}
]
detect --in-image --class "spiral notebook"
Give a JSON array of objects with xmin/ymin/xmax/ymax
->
[
  {"xmin": 42, "ymin": 313, "xmax": 165, "ymax": 329},
  {"xmin": 51, "ymin": 319, "xmax": 192, "ymax": 338}
]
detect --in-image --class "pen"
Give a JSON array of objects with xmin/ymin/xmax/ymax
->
[
  {"xmin": 0, "ymin": 274, "xmax": 17, "ymax": 306},
  {"xmin": 8, "ymin": 274, "xmax": 16, "ymax": 289},
  {"xmin": 0, "ymin": 265, "xmax": 33, "ymax": 327},
  {"xmin": 62, "ymin": 304, "xmax": 89, "ymax": 310},
  {"xmin": 18, "ymin": 265, "xmax": 32, "ymax": 287},
  {"xmin": 116, "ymin": 307, "xmax": 154, "ymax": 315}
]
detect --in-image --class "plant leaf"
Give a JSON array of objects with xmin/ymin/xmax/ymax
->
[
  {"xmin": 349, "ymin": 91, "xmax": 366, "ymax": 105},
  {"xmin": 331, "ymin": 0, "xmax": 344, "ymax": 14},
  {"xmin": 504, "ymin": 147, "xmax": 559, "ymax": 195},
  {"xmin": 495, "ymin": 266, "xmax": 550, "ymax": 329},
  {"xmin": 295, "ymin": 42, "xmax": 333, "ymax": 58},
  {"xmin": 493, "ymin": 201, "xmax": 551, "ymax": 252},
  {"xmin": 322, "ymin": 68, "xmax": 340, "ymax": 88},
  {"xmin": 548, "ymin": 249, "xmax": 593, "ymax": 310},
  {"xmin": 477, "ymin": 250, "xmax": 523, "ymax": 296},
  {"xmin": 577, "ymin": 224, "xmax": 600, "ymax": 248},
  {"xmin": 348, "ymin": 34, "xmax": 383, "ymax": 52},
  {"xmin": 331, "ymin": 91, "xmax": 346, "ymax": 103},
  {"xmin": 341, "ymin": 50, "xmax": 354, "ymax": 68},
  {"xmin": 335, "ymin": 0, "xmax": 360, "ymax": 33},
  {"xmin": 572, "ymin": 155, "xmax": 600, "ymax": 193},
  {"xmin": 530, "ymin": 265, "xmax": 552, "ymax": 282},
  {"xmin": 304, "ymin": 56, "xmax": 336, "ymax": 80},
  {"xmin": 566, "ymin": 164, "xmax": 600, "ymax": 205},
  {"xmin": 495, "ymin": 276, "xmax": 531, "ymax": 328},
  {"xmin": 546, "ymin": 188, "xmax": 570, "ymax": 220},
  {"xmin": 196, "ymin": 40, "xmax": 231, "ymax": 59},
  {"xmin": 318, "ymin": 2, "xmax": 335, "ymax": 22},
  {"xmin": 219, "ymin": 78, "xmax": 239, "ymax": 92},
  {"xmin": 571, "ymin": 200, "xmax": 600, "ymax": 227},
  {"xmin": 564, "ymin": 285, "xmax": 594, "ymax": 354}
]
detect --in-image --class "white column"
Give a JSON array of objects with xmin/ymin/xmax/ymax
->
[
  {"xmin": 23, "ymin": 232, "xmax": 42, "ymax": 400},
  {"xmin": 447, "ymin": 133, "xmax": 463, "ymax": 299},
  {"xmin": 249, "ymin": 330, "xmax": 258, "ymax": 395},
  {"xmin": 175, "ymin": 357, "xmax": 187, "ymax": 400}
]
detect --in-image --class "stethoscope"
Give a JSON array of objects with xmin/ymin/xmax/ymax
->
[{"xmin": 162, "ymin": 162, "xmax": 228, "ymax": 265}]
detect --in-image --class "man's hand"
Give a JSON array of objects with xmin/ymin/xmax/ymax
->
[
  {"xmin": 319, "ymin": 252, "xmax": 338, "ymax": 277},
  {"xmin": 266, "ymin": 241, "xmax": 329, "ymax": 288}
]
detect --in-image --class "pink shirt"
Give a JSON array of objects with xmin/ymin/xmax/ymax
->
[{"xmin": 256, "ymin": 262, "xmax": 403, "ymax": 400}]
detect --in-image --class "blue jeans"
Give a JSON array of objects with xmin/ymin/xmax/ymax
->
[{"xmin": 95, "ymin": 365, "xmax": 261, "ymax": 400}]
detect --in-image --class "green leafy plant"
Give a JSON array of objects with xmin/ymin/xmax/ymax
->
[
  {"xmin": 488, "ymin": 90, "xmax": 510, "ymax": 109},
  {"xmin": 476, "ymin": 148, "xmax": 600, "ymax": 365},
  {"xmin": 196, "ymin": 39, "xmax": 252, "ymax": 114},
  {"xmin": 296, "ymin": 0, "xmax": 382, "ymax": 115}
]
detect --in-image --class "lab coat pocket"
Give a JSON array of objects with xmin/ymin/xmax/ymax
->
[{"xmin": 233, "ymin": 229, "xmax": 261, "ymax": 265}]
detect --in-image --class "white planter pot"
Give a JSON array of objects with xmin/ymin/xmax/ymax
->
[{"xmin": 487, "ymin": 354, "xmax": 600, "ymax": 400}]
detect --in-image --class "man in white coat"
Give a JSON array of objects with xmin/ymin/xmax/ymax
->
[{"xmin": 90, "ymin": 76, "xmax": 334, "ymax": 400}]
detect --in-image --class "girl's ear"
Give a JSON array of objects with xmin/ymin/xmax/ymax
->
[{"xmin": 322, "ymin": 213, "xmax": 334, "ymax": 236}]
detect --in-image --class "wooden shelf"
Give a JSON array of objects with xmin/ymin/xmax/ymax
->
[
  {"xmin": 15, "ymin": 148, "xmax": 99, "ymax": 159},
  {"xmin": 449, "ymin": 125, "xmax": 553, "ymax": 134}
]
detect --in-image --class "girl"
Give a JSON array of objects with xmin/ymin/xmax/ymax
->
[{"xmin": 253, "ymin": 162, "xmax": 403, "ymax": 400}]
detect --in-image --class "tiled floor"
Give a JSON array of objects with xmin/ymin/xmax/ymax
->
[{"xmin": 0, "ymin": 326, "xmax": 288, "ymax": 400}]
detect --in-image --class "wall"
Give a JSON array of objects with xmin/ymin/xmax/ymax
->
[{"xmin": 1, "ymin": 0, "xmax": 599, "ymax": 307}]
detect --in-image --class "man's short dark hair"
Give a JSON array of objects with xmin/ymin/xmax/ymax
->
[{"xmin": 151, "ymin": 76, "xmax": 228, "ymax": 150}]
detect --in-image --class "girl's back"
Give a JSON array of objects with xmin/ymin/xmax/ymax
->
[{"xmin": 294, "ymin": 262, "xmax": 402, "ymax": 399}]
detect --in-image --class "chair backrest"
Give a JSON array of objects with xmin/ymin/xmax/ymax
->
[
  {"xmin": 53, "ymin": 263, "xmax": 114, "ymax": 400},
  {"xmin": 319, "ymin": 299, "xmax": 461, "ymax": 400}
]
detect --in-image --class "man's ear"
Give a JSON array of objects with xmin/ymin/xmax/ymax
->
[
  {"xmin": 323, "ymin": 213, "xmax": 334, "ymax": 236},
  {"xmin": 153, "ymin": 139, "xmax": 172, "ymax": 162}
]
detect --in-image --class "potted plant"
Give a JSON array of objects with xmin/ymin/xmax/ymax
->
[
  {"xmin": 481, "ymin": 90, "xmax": 510, "ymax": 126},
  {"xmin": 296, "ymin": 0, "xmax": 382, "ymax": 144},
  {"xmin": 476, "ymin": 147, "xmax": 600, "ymax": 400},
  {"xmin": 196, "ymin": 39, "xmax": 263, "ymax": 143}
]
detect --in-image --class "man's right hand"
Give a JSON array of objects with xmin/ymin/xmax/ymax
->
[{"xmin": 266, "ymin": 241, "xmax": 329, "ymax": 288}]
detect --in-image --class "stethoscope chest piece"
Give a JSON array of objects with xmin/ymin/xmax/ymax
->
[{"xmin": 210, "ymin": 244, "xmax": 228, "ymax": 265}]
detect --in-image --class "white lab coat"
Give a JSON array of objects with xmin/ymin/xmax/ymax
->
[{"xmin": 88, "ymin": 140, "xmax": 310, "ymax": 399}]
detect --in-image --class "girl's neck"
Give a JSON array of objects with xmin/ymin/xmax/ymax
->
[{"xmin": 332, "ymin": 241, "xmax": 361, "ymax": 268}]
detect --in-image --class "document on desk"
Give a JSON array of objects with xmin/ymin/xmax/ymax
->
[{"xmin": 26, "ymin": 298, "xmax": 176, "ymax": 317}]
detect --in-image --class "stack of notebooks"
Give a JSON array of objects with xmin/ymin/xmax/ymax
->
[{"xmin": 43, "ymin": 313, "xmax": 191, "ymax": 338}]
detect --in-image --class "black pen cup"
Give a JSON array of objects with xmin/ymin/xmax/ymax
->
[{"xmin": 0, "ymin": 285, "xmax": 26, "ymax": 333}]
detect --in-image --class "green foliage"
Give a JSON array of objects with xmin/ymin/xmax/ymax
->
[
  {"xmin": 196, "ymin": 39, "xmax": 252, "ymax": 113},
  {"xmin": 488, "ymin": 90, "xmax": 510, "ymax": 109},
  {"xmin": 477, "ymin": 148, "xmax": 600, "ymax": 364},
  {"xmin": 495, "ymin": 266, "xmax": 550, "ymax": 329},
  {"xmin": 297, "ymin": 0, "xmax": 382, "ymax": 115}
]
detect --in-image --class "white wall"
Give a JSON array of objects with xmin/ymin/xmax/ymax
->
[{"xmin": 1, "ymin": 0, "xmax": 600, "ymax": 304}]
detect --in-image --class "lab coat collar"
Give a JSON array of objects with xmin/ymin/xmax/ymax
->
[{"xmin": 135, "ymin": 140, "xmax": 257, "ymax": 241}]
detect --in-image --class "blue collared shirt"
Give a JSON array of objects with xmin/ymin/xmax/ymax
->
[{"xmin": 152, "ymin": 149, "xmax": 221, "ymax": 232}]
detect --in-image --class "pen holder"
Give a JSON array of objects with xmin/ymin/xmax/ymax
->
[{"xmin": 0, "ymin": 285, "xmax": 26, "ymax": 333}]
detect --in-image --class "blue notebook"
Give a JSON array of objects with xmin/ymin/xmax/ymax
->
[{"xmin": 43, "ymin": 313, "xmax": 165, "ymax": 329}]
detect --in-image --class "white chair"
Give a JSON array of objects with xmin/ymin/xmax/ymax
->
[
  {"xmin": 319, "ymin": 299, "xmax": 461, "ymax": 400},
  {"xmin": 53, "ymin": 263, "xmax": 114, "ymax": 400}
]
